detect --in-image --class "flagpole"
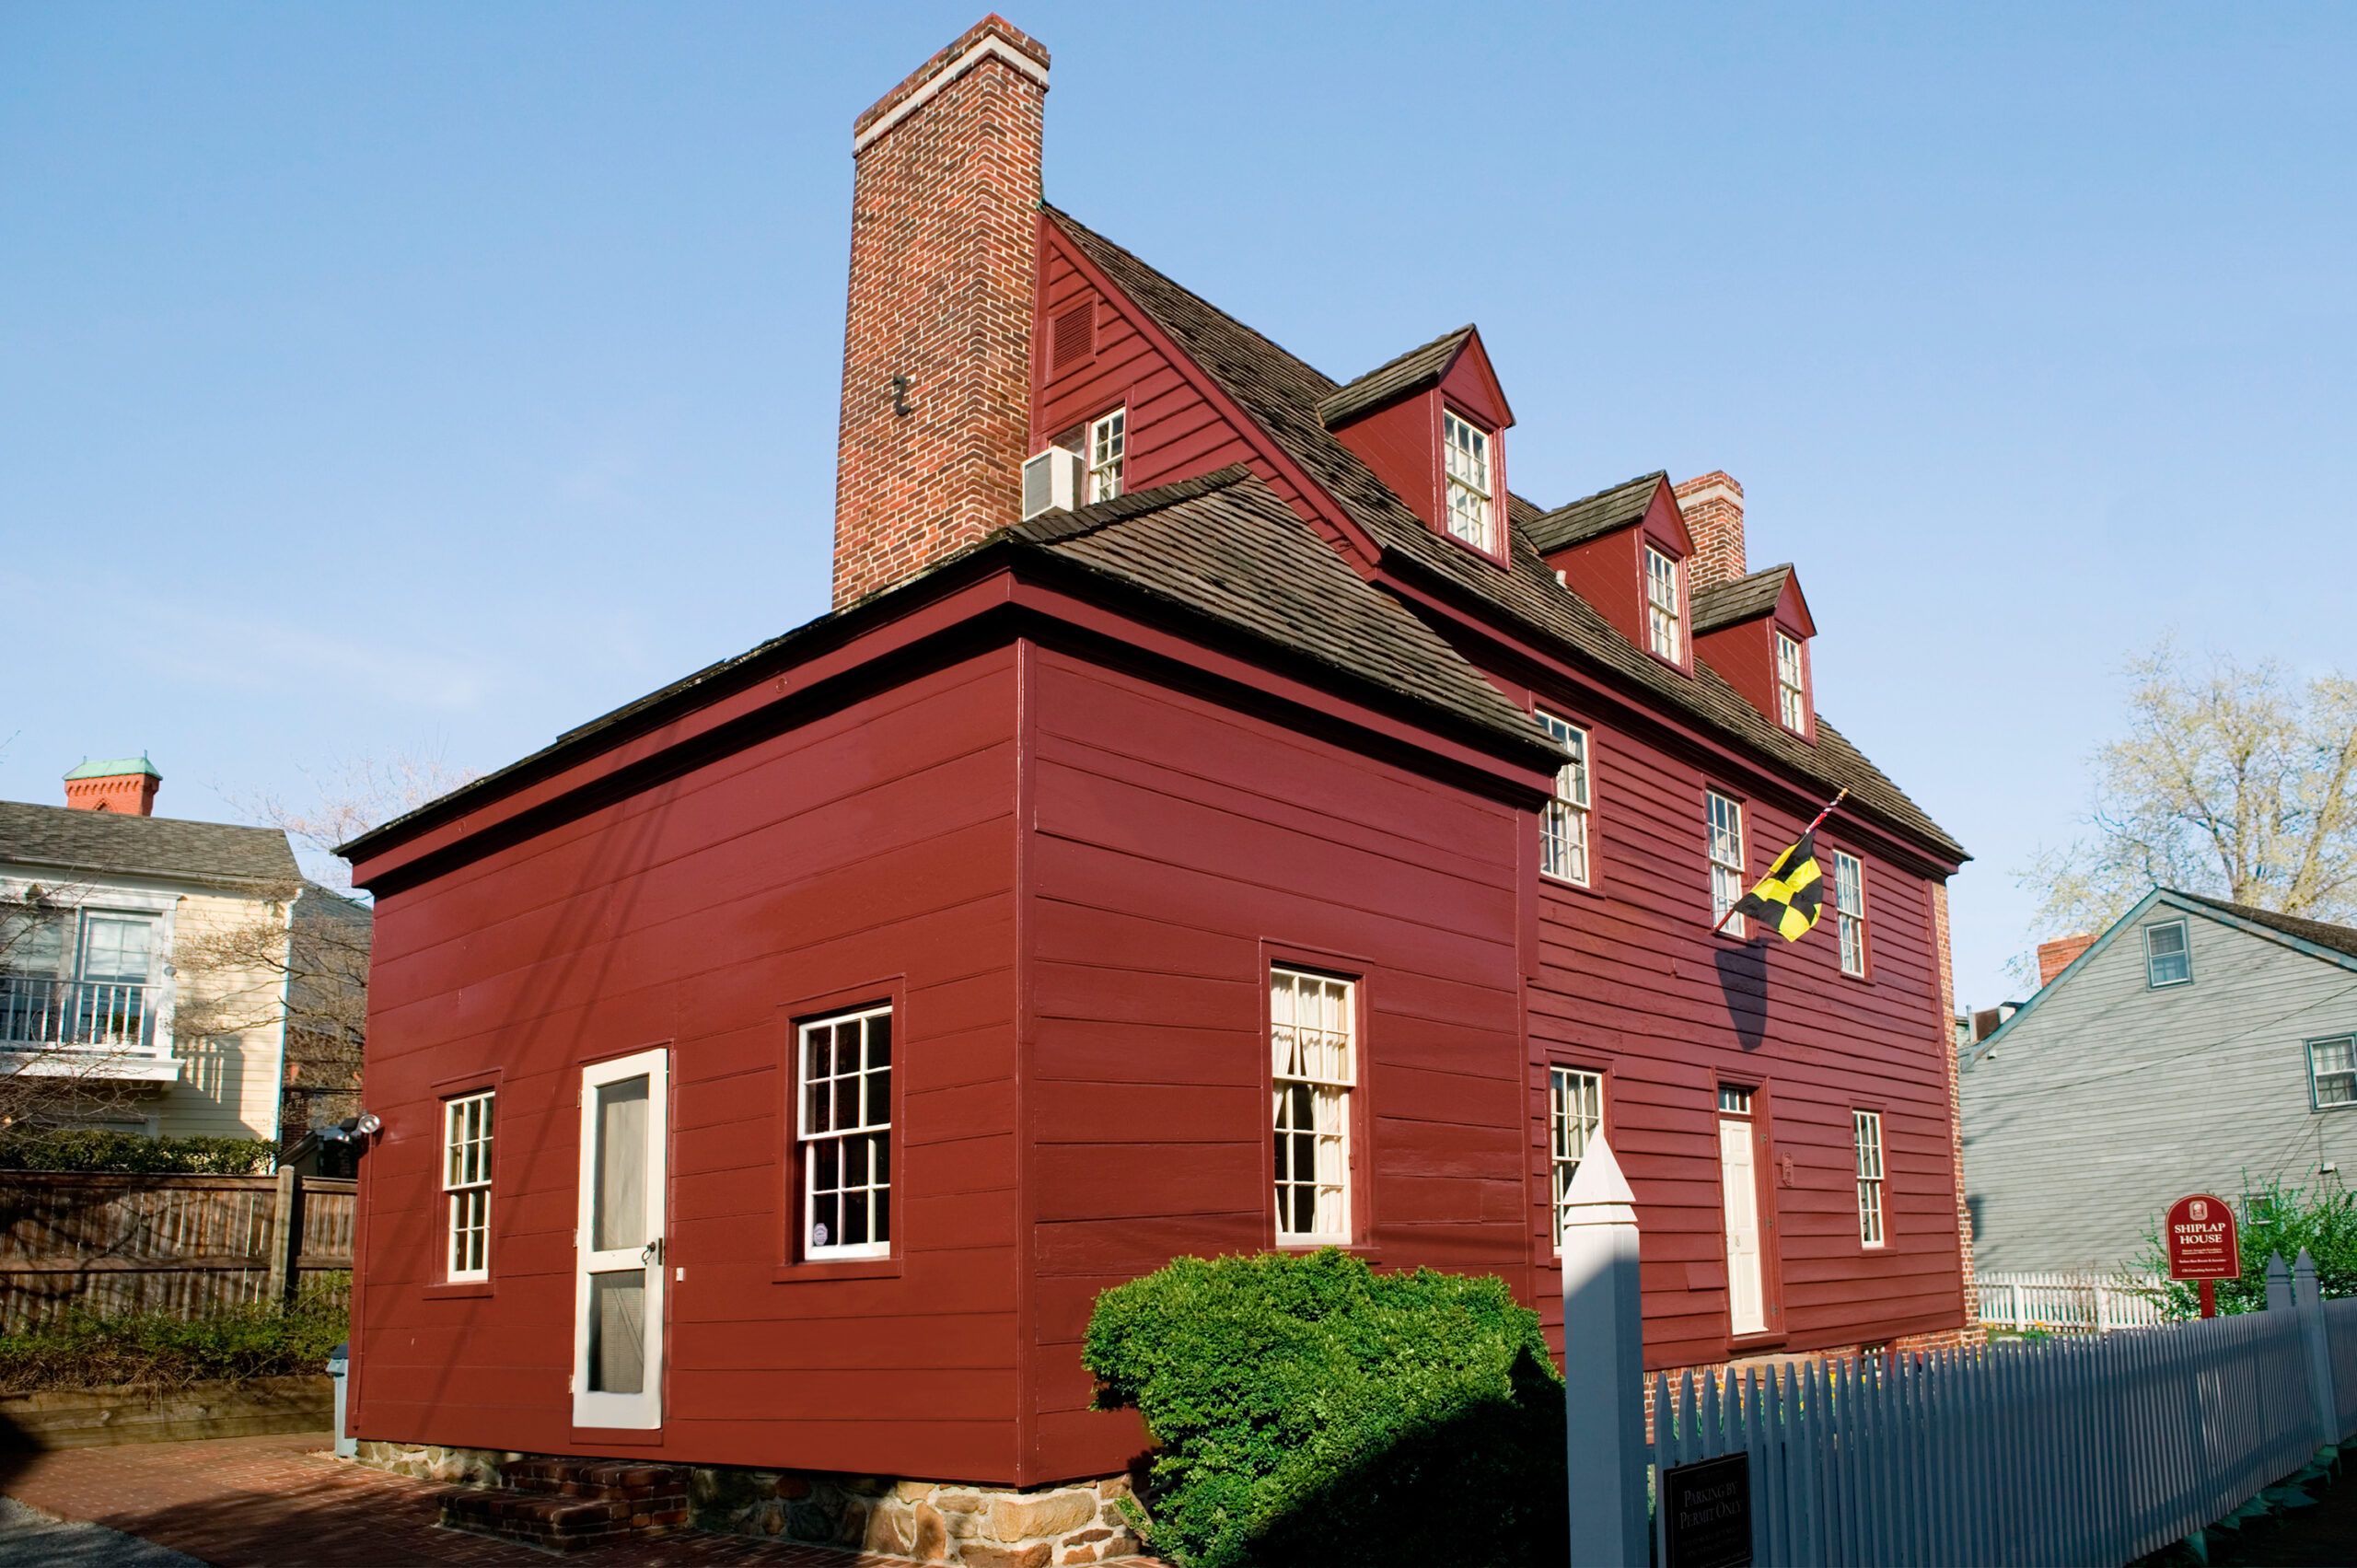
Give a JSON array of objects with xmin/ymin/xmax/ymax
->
[{"xmin": 1710, "ymin": 786, "xmax": 1851, "ymax": 936}]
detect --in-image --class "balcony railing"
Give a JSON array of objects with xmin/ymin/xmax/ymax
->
[{"xmin": 0, "ymin": 978, "xmax": 160, "ymax": 1055}]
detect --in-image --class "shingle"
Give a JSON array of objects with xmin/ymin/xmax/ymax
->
[
  {"xmin": 1315, "ymin": 327, "xmax": 1475, "ymax": 428},
  {"xmin": 2175, "ymin": 893, "xmax": 2357, "ymax": 962},
  {"xmin": 1691, "ymin": 565, "xmax": 1794, "ymax": 635},
  {"xmin": 0, "ymin": 801, "xmax": 298, "ymax": 889},
  {"xmin": 1524, "ymin": 473, "xmax": 1666, "ymax": 555},
  {"xmin": 1047, "ymin": 206, "xmax": 1966, "ymax": 863}
]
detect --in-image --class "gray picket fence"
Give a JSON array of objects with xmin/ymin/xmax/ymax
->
[{"xmin": 1651, "ymin": 1295, "xmax": 2324, "ymax": 1566}]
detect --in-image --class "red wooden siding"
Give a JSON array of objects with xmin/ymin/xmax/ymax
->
[
  {"xmin": 1696, "ymin": 575, "xmax": 1817, "ymax": 739},
  {"xmin": 1017, "ymin": 645, "xmax": 1530, "ymax": 1481},
  {"xmin": 350, "ymin": 650, "xmax": 1029, "ymax": 1481},
  {"xmin": 1492, "ymin": 664, "xmax": 1964, "ymax": 1370}
]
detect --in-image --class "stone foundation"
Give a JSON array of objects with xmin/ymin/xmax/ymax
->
[{"xmin": 354, "ymin": 1440, "xmax": 1147, "ymax": 1564}]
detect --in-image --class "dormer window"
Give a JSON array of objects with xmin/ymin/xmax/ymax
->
[
  {"xmin": 1086, "ymin": 408, "xmax": 1126, "ymax": 503},
  {"xmin": 1442, "ymin": 410, "xmax": 1496, "ymax": 552},
  {"xmin": 1644, "ymin": 546, "xmax": 1683, "ymax": 662},
  {"xmin": 1775, "ymin": 631, "xmax": 1808, "ymax": 732}
]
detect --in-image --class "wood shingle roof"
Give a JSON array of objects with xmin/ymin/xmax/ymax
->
[
  {"xmin": 1692, "ymin": 565, "xmax": 1795, "ymax": 635},
  {"xmin": 0, "ymin": 801, "xmax": 298, "ymax": 890}
]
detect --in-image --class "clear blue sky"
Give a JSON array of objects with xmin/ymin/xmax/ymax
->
[{"xmin": 5, "ymin": 3, "xmax": 2351, "ymax": 1009}]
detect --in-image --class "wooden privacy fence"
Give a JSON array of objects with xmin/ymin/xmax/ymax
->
[
  {"xmin": 1647, "ymin": 1253, "xmax": 2352, "ymax": 1567},
  {"xmin": 0, "ymin": 1170, "xmax": 354, "ymax": 1330},
  {"xmin": 1975, "ymin": 1270, "xmax": 2171, "ymax": 1334}
]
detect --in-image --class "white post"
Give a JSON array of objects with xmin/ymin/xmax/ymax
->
[
  {"xmin": 1561, "ymin": 1134, "xmax": 1648, "ymax": 1568},
  {"xmin": 2011, "ymin": 1280, "xmax": 2026, "ymax": 1330},
  {"xmin": 2294, "ymin": 1249, "xmax": 2337, "ymax": 1448}
]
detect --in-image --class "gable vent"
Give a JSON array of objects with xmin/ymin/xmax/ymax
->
[{"xmin": 1051, "ymin": 300, "xmax": 1096, "ymax": 376}]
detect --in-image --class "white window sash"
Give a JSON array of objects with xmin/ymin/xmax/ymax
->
[
  {"xmin": 2312, "ymin": 1038, "xmax": 2357, "ymax": 1109},
  {"xmin": 1271, "ymin": 968, "xmax": 1354, "ymax": 1246},
  {"xmin": 1645, "ymin": 549, "xmax": 1683, "ymax": 662},
  {"xmin": 2146, "ymin": 921, "xmax": 2192, "ymax": 987},
  {"xmin": 443, "ymin": 1091, "xmax": 494, "ymax": 1282},
  {"xmin": 1537, "ymin": 713, "xmax": 1592, "ymax": 885},
  {"xmin": 1549, "ymin": 1067, "xmax": 1605, "ymax": 1251},
  {"xmin": 1708, "ymin": 792, "xmax": 1746, "ymax": 936},
  {"xmin": 798, "ymin": 1005, "xmax": 894, "ymax": 1260},
  {"xmin": 1442, "ymin": 410, "xmax": 1495, "ymax": 552},
  {"xmin": 1854, "ymin": 1110, "xmax": 1886, "ymax": 1248},
  {"xmin": 1835, "ymin": 852, "xmax": 1867, "ymax": 976},
  {"xmin": 1086, "ymin": 409, "xmax": 1126, "ymax": 503}
]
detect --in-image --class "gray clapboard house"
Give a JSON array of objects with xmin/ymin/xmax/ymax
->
[{"xmin": 1961, "ymin": 889, "xmax": 2357, "ymax": 1273}]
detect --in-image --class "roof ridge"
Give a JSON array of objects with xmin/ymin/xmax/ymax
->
[
  {"xmin": 1314, "ymin": 325, "xmax": 1476, "ymax": 427},
  {"xmin": 1008, "ymin": 463, "xmax": 1255, "ymax": 545}
]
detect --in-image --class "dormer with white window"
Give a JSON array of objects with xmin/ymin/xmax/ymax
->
[
  {"xmin": 1691, "ymin": 565, "xmax": 1819, "ymax": 740},
  {"xmin": 1525, "ymin": 471, "xmax": 1698, "ymax": 675},
  {"xmin": 1317, "ymin": 326, "xmax": 1515, "ymax": 563}
]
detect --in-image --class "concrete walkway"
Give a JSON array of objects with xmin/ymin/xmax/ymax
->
[{"xmin": 0, "ymin": 1434, "xmax": 922, "ymax": 1566}]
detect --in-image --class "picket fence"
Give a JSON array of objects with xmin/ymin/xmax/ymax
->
[
  {"xmin": 1651, "ymin": 1306, "xmax": 2320, "ymax": 1567},
  {"xmin": 1975, "ymin": 1271, "xmax": 2170, "ymax": 1334}
]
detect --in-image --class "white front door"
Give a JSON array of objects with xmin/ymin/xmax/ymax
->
[
  {"xmin": 573, "ymin": 1048, "xmax": 668, "ymax": 1429},
  {"xmin": 1719, "ymin": 1116, "xmax": 1766, "ymax": 1336}
]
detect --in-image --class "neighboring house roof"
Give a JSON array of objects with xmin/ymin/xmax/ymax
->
[
  {"xmin": 0, "ymin": 800, "xmax": 299, "ymax": 891},
  {"xmin": 1692, "ymin": 565, "xmax": 1795, "ymax": 635},
  {"xmin": 1046, "ymin": 207, "xmax": 1965, "ymax": 864},
  {"xmin": 1523, "ymin": 473, "xmax": 1666, "ymax": 555},
  {"xmin": 1966, "ymin": 888, "xmax": 2357, "ymax": 1068},
  {"xmin": 64, "ymin": 755, "xmax": 160, "ymax": 781},
  {"xmin": 1315, "ymin": 326, "xmax": 1476, "ymax": 428}
]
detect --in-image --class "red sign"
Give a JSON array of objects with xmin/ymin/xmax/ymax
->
[{"xmin": 2165, "ymin": 1193, "xmax": 2241, "ymax": 1281}]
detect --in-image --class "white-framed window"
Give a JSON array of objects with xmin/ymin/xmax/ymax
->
[
  {"xmin": 1271, "ymin": 967, "xmax": 1355, "ymax": 1245},
  {"xmin": 1442, "ymin": 409, "xmax": 1496, "ymax": 552},
  {"xmin": 1718, "ymin": 1084, "xmax": 1754, "ymax": 1116},
  {"xmin": 1707, "ymin": 789, "xmax": 1747, "ymax": 936},
  {"xmin": 1086, "ymin": 407, "xmax": 1126, "ymax": 503},
  {"xmin": 797, "ymin": 1005, "xmax": 893, "ymax": 1260},
  {"xmin": 1645, "ymin": 546, "xmax": 1683, "ymax": 663},
  {"xmin": 443, "ymin": 1090, "xmax": 494, "ymax": 1282},
  {"xmin": 2309, "ymin": 1036, "xmax": 2357, "ymax": 1110},
  {"xmin": 1549, "ymin": 1066, "xmax": 1605, "ymax": 1250},
  {"xmin": 1536, "ymin": 711, "xmax": 1592, "ymax": 886},
  {"xmin": 2145, "ymin": 920, "xmax": 2191, "ymax": 988},
  {"xmin": 1775, "ymin": 631, "xmax": 1808, "ymax": 732},
  {"xmin": 1853, "ymin": 1109, "xmax": 1887, "ymax": 1248},
  {"xmin": 1834, "ymin": 851, "xmax": 1868, "ymax": 977}
]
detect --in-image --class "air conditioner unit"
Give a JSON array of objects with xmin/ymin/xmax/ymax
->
[{"xmin": 1021, "ymin": 447, "xmax": 1084, "ymax": 521}]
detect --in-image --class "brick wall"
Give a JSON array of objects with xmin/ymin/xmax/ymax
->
[
  {"xmin": 2037, "ymin": 931, "xmax": 2096, "ymax": 986},
  {"xmin": 831, "ymin": 15, "xmax": 1050, "ymax": 607},
  {"xmin": 1672, "ymin": 470, "xmax": 1746, "ymax": 587},
  {"xmin": 1931, "ymin": 879, "xmax": 1982, "ymax": 1341}
]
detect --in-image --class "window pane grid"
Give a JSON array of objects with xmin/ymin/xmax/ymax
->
[
  {"xmin": 1835, "ymin": 851, "xmax": 1867, "ymax": 976},
  {"xmin": 1087, "ymin": 408, "xmax": 1126, "ymax": 503},
  {"xmin": 1537, "ymin": 712, "xmax": 1592, "ymax": 885},
  {"xmin": 799, "ymin": 1006, "xmax": 892, "ymax": 1259},
  {"xmin": 2146, "ymin": 921, "xmax": 2191, "ymax": 987},
  {"xmin": 2312, "ymin": 1037, "xmax": 2357, "ymax": 1108},
  {"xmin": 1549, "ymin": 1067, "xmax": 1604, "ymax": 1250},
  {"xmin": 1271, "ymin": 968, "xmax": 1353, "ymax": 1245},
  {"xmin": 1854, "ymin": 1109, "xmax": 1886, "ymax": 1248},
  {"xmin": 443, "ymin": 1091, "xmax": 494, "ymax": 1281},
  {"xmin": 1442, "ymin": 411, "xmax": 1494, "ymax": 552},
  {"xmin": 1707, "ymin": 790, "xmax": 1747, "ymax": 936},
  {"xmin": 1646, "ymin": 548, "xmax": 1683, "ymax": 661},
  {"xmin": 1776, "ymin": 633, "xmax": 1807, "ymax": 731}
]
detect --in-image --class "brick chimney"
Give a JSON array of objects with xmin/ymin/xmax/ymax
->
[
  {"xmin": 64, "ymin": 755, "xmax": 161, "ymax": 816},
  {"xmin": 831, "ymin": 16, "xmax": 1050, "ymax": 607},
  {"xmin": 2037, "ymin": 933, "xmax": 2096, "ymax": 987},
  {"xmin": 1673, "ymin": 471, "xmax": 1745, "ymax": 587}
]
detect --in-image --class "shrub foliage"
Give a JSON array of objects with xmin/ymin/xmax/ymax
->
[
  {"xmin": 2134, "ymin": 1176, "xmax": 2357, "ymax": 1317},
  {"xmin": 1082, "ymin": 1249, "xmax": 1564, "ymax": 1568},
  {"xmin": 0, "ymin": 1130, "xmax": 276, "ymax": 1174},
  {"xmin": 0, "ymin": 1282, "xmax": 349, "ymax": 1393}
]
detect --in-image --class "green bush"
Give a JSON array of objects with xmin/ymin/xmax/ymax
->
[
  {"xmin": 1082, "ymin": 1249, "xmax": 1565, "ymax": 1568},
  {"xmin": 0, "ymin": 1130, "xmax": 275, "ymax": 1174},
  {"xmin": 0, "ymin": 1281, "xmax": 349, "ymax": 1393},
  {"xmin": 2132, "ymin": 1176, "xmax": 2357, "ymax": 1317}
]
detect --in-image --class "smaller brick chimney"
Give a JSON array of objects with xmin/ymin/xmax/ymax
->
[
  {"xmin": 1673, "ymin": 471, "xmax": 1745, "ymax": 587},
  {"xmin": 831, "ymin": 15, "xmax": 1051, "ymax": 607},
  {"xmin": 2036, "ymin": 933, "xmax": 2096, "ymax": 988},
  {"xmin": 64, "ymin": 755, "xmax": 161, "ymax": 816}
]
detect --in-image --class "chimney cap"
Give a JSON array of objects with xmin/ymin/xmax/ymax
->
[
  {"xmin": 852, "ymin": 14, "xmax": 1050, "ymax": 151},
  {"xmin": 64, "ymin": 754, "xmax": 161, "ymax": 782}
]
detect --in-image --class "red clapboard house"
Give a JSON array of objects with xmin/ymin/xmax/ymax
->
[{"xmin": 340, "ymin": 13, "xmax": 1973, "ymax": 1515}]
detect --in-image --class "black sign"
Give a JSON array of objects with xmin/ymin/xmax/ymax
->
[{"xmin": 1663, "ymin": 1452, "xmax": 1752, "ymax": 1568}]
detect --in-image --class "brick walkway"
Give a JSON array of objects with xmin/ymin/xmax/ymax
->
[{"xmin": 0, "ymin": 1434, "xmax": 923, "ymax": 1566}]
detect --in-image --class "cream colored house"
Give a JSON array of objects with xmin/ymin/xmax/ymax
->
[{"xmin": 0, "ymin": 757, "xmax": 342, "ymax": 1147}]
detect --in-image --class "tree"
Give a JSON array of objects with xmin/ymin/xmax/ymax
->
[
  {"xmin": 2021, "ymin": 642, "xmax": 2357, "ymax": 947},
  {"xmin": 232, "ymin": 750, "xmax": 474, "ymax": 892}
]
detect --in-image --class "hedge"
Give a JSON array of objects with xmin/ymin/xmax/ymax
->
[
  {"xmin": 0, "ymin": 1130, "xmax": 276, "ymax": 1174},
  {"xmin": 0, "ymin": 1282, "xmax": 349, "ymax": 1394},
  {"xmin": 1083, "ymin": 1249, "xmax": 1564, "ymax": 1568}
]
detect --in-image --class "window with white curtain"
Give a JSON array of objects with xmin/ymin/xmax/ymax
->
[
  {"xmin": 1549, "ymin": 1066, "xmax": 1605, "ymax": 1250},
  {"xmin": 2309, "ymin": 1036, "xmax": 2357, "ymax": 1110},
  {"xmin": 444, "ymin": 1091, "xmax": 494, "ymax": 1281},
  {"xmin": 1271, "ymin": 968, "xmax": 1354, "ymax": 1245}
]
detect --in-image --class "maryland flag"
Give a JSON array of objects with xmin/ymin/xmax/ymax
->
[{"xmin": 1731, "ymin": 829, "xmax": 1827, "ymax": 942}]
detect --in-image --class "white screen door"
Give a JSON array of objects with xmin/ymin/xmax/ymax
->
[
  {"xmin": 1719, "ymin": 1116, "xmax": 1766, "ymax": 1336},
  {"xmin": 573, "ymin": 1048, "xmax": 668, "ymax": 1429}
]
